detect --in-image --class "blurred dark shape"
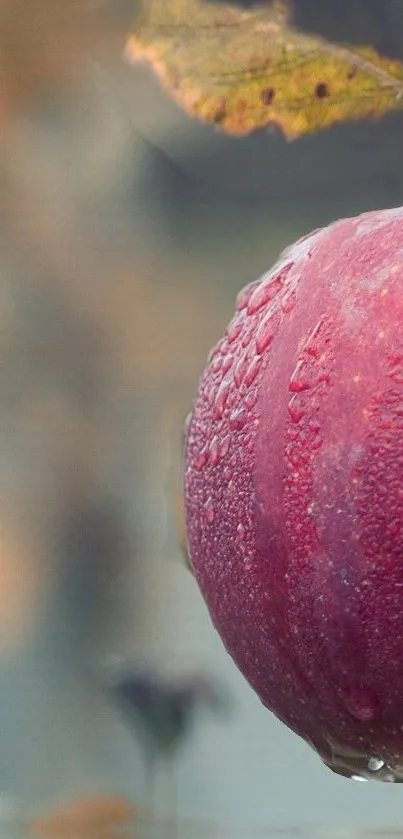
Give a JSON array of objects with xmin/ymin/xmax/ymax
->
[
  {"xmin": 111, "ymin": 669, "xmax": 230, "ymax": 760},
  {"xmin": 109, "ymin": 668, "xmax": 231, "ymax": 814}
]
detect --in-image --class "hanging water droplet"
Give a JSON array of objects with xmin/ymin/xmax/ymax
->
[
  {"xmin": 204, "ymin": 496, "xmax": 215, "ymax": 523},
  {"xmin": 368, "ymin": 757, "xmax": 385, "ymax": 772},
  {"xmin": 351, "ymin": 775, "xmax": 369, "ymax": 783}
]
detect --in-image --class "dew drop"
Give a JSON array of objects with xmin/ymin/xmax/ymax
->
[
  {"xmin": 211, "ymin": 356, "xmax": 222, "ymax": 374},
  {"xmin": 255, "ymin": 310, "xmax": 281, "ymax": 355},
  {"xmin": 196, "ymin": 447, "xmax": 209, "ymax": 470},
  {"xmin": 236, "ymin": 280, "xmax": 261, "ymax": 312},
  {"xmin": 311, "ymin": 438, "xmax": 323, "ymax": 451},
  {"xmin": 289, "ymin": 378, "xmax": 312, "ymax": 393},
  {"xmin": 222, "ymin": 353, "xmax": 234, "ymax": 375},
  {"xmin": 204, "ymin": 496, "xmax": 215, "ymax": 524},
  {"xmin": 242, "ymin": 323, "xmax": 255, "ymax": 348},
  {"xmin": 281, "ymin": 289, "xmax": 296, "ymax": 313},
  {"xmin": 288, "ymin": 395, "xmax": 305, "ymax": 424},
  {"xmin": 343, "ymin": 687, "xmax": 381, "ymax": 722},
  {"xmin": 209, "ymin": 436, "xmax": 220, "ymax": 466},
  {"xmin": 244, "ymin": 356, "xmax": 261, "ymax": 387},
  {"xmin": 289, "ymin": 360, "xmax": 313, "ymax": 393},
  {"xmin": 351, "ymin": 775, "xmax": 368, "ymax": 783},
  {"xmin": 237, "ymin": 522, "xmax": 246, "ymax": 540},
  {"xmin": 227, "ymin": 317, "xmax": 244, "ymax": 344},
  {"xmin": 213, "ymin": 379, "xmax": 231, "ymax": 420},
  {"xmin": 247, "ymin": 274, "xmax": 284, "ymax": 315},
  {"xmin": 234, "ymin": 352, "xmax": 250, "ymax": 387},
  {"xmin": 229, "ymin": 407, "xmax": 247, "ymax": 430},
  {"xmin": 304, "ymin": 316, "xmax": 328, "ymax": 358},
  {"xmin": 368, "ymin": 757, "xmax": 385, "ymax": 772},
  {"xmin": 244, "ymin": 388, "xmax": 258, "ymax": 410},
  {"xmin": 219, "ymin": 434, "xmax": 230, "ymax": 458}
]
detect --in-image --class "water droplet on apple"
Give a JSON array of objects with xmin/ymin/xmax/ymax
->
[
  {"xmin": 247, "ymin": 274, "xmax": 284, "ymax": 315},
  {"xmin": 204, "ymin": 496, "xmax": 215, "ymax": 523},
  {"xmin": 244, "ymin": 388, "xmax": 258, "ymax": 410},
  {"xmin": 209, "ymin": 436, "xmax": 220, "ymax": 465},
  {"xmin": 211, "ymin": 356, "xmax": 222, "ymax": 374},
  {"xmin": 196, "ymin": 447, "xmax": 209, "ymax": 470},
  {"xmin": 288, "ymin": 396, "xmax": 305, "ymax": 424},
  {"xmin": 242, "ymin": 323, "xmax": 255, "ymax": 348},
  {"xmin": 234, "ymin": 352, "xmax": 250, "ymax": 388},
  {"xmin": 229, "ymin": 408, "xmax": 247, "ymax": 430},
  {"xmin": 236, "ymin": 280, "xmax": 261, "ymax": 312},
  {"xmin": 343, "ymin": 687, "xmax": 381, "ymax": 721},
  {"xmin": 237, "ymin": 522, "xmax": 246, "ymax": 540},
  {"xmin": 368, "ymin": 757, "xmax": 385, "ymax": 771},
  {"xmin": 289, "ymin": 379, "xmax": 312, "ymax": 393},
  {"xmin": 222, "ymin": 353, "xmax": 234, "ymax": 375},
  {"xmin": 213, "ymin": 380, "xmax": 231, "ymax": 420},
  {"xmin": 281, "ymin": 290, "xmax": 297, "ymax": 313},
  {"xmin": 227, "ymin": 317, "xmax": 243, "ymax": 344},
  {"xmin": 256, "ymin": 310, "xmax": 281, "ymax": 355},
  {"xmin": 244, "ymin": 356, "xmax": 261, "ymax": 387}
]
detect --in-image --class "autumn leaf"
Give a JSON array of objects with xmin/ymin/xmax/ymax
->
[{"xmin": 125, "ymin": 0, "xmax": 403, "ymax": 139}]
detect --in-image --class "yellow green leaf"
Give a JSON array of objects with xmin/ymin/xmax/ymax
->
[{"xmin": 125, "ymin": 0, "xmax": 403, "ymax": 139}]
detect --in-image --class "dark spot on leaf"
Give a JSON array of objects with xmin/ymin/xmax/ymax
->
[
  {"xmin": 347, "ymin": 66, "xmax": 357, "ymax": 80},
  {"xmin": 315, "ymin": 82, "xmax": 329, "ymax": 99},
  {"xmin": 261, "ymin": 87, "xmax": 276, "ymax": 106},
  {"xmin": 213, "ymin": 103, "xmax": 227, "ymax": 123}
]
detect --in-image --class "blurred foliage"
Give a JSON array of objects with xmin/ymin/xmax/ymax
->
[
  {"xmin": 28, "ymin": 794, "xmax": 137, "ymax": 839},
  {"xmin": 127, "ymin": 0, "xmax": 403, "ymax": 138}
]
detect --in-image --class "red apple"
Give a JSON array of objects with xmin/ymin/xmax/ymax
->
[{"xmin": 184, "ymin": 206, "xmax": 403, "ymax": 783}]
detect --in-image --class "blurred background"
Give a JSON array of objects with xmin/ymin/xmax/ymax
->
[{"xmin": 3, "ymin": 1, "xmax": 403, "ymax": 836}]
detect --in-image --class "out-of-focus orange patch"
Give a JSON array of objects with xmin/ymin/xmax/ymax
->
[{"xmin": 27, "ymin": 794, "xmax": 137, "ymax": 839}]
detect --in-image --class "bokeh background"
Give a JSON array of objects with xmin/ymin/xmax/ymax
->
[{"xmin": 2, "ymin": 1, "xmax": 403, "ymax": 835}]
